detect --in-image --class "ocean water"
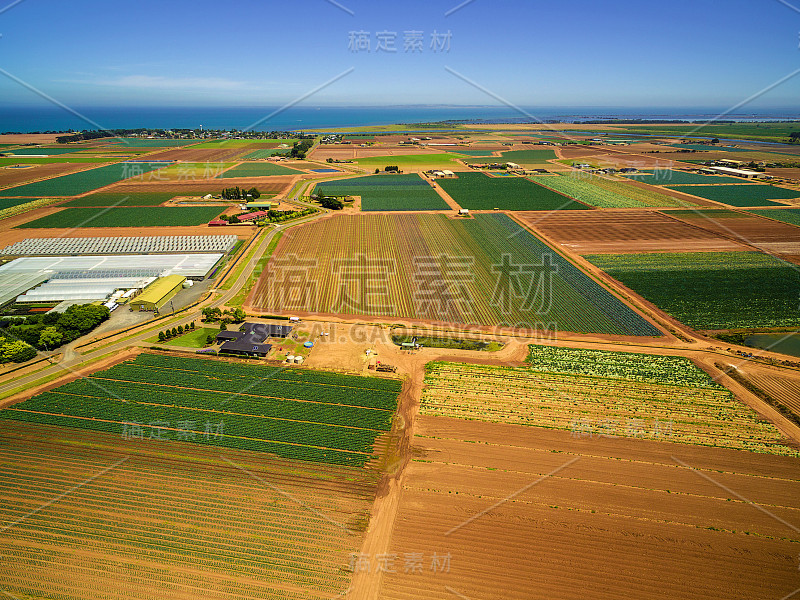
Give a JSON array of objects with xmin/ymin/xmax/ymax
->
[{"xmin": 1, "ymin": 105, "xmax": 798, "ymax": 134}]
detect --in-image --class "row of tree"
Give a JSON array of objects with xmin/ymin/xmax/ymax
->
[
  {"xmin": 157, "ymin": 321, "xmax": 196, "ymax": 342},
  {"xmin": 221, "ymin": 186, "xmax": 261, "ymax": 200},
  {"xmin": 290, "ymin": 139, "xmax": 314, "ymax": 159}
]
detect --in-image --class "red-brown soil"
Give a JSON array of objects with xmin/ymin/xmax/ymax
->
[{"xmin": 516, "ymin": 210, "xmax": 751, "ymax": 254}]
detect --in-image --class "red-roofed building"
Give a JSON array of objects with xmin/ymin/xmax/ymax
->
[
  {"xmin": 237, "ymin": 211, "xmax": 268, "ymax": 222},
  {"xmin": 208, "ymin": 219, "xmax": 228, "ymax": 226}
]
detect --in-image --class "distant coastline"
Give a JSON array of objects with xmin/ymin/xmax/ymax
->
[{"xmin": 1, "ymin": 105, "xmax": 798, "ymax": 134}]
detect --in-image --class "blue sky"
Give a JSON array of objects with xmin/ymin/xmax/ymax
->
[{"xmin": 0, "ymin": 0, "xmax": 798, "ymax": 109}]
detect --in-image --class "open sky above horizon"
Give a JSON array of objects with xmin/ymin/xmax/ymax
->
[{"xmin": 0, "ymin": 0, "xmax": 799, "ymax": 111}]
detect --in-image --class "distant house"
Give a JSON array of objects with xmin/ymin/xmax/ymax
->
[
  {"xmin": 441, "ymin": 170, "xmax": 455, "ymax": 178},
  {"xmin": 208, "ymin": 219, "xmax": 228, "ymax": 226},
  {"xmin": 506, "ymin": 162, "xmax": 521, "ymax": 170},
  {"xmin": 237, "ymin": 211, "xmax": 269, "ymax": 222},
  {"xmin": 241, "ymin": 322, "xmax": 293, "ymax": 340}
]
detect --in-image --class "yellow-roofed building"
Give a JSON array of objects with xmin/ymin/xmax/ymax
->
[{"xmin": 129, "ymin": 275, "xmax": 186, "ymax": 312}]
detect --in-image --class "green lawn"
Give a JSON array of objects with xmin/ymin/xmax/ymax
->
[
  {"xmin": 218, "ymin": 162, "xmax": 303, "ymax": 177},
  {"xmin": 150, "ymin": 327, "xmax": 219, "ymax": 347},
  {"xmin": 17, "ymin": 206, "xmax": 224, "ymax": 228},
  {"xmin": 0, "ymin": 163, "xmax": 168, "ymax": 197},
  {"xmin": 437, "ymin": 172, "xmax": 589, "ymax": 210},
  {"xmin": 664, "ymin": 184, "xmax": 800, "ymax": 206}
]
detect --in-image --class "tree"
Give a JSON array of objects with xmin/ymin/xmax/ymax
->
[
  {"xmin": 177, "ymin": 325, "xmax": 184, "ymax": 335},
  {"xmin": 158, "ymin": 331, "xmax": 166, "ymax": 342},
  {"xmin": 206, "ymin": 334, "xmax": 215, "ymax": 345},
  {"xmin": 1, "ymin": 340, "xmax": 37, "ymax": 363},
  {"xmin": 790, "ymin": 132, "xmax": 800, "ymax": 143},
  {"xmin": 190, "ymin": 321, "xmax": 195, "ymax": 330},
  {"xmin": 38, "ymin": 327, "xmax": 63, "ymax": 349},
  {"xmin": 374, "ymin": 168, "xmax": 380, "ymax": 174},
  {"xmin": 320, "ymin": 197, "xmax": 344, "ymax": 210},
  {"xmin": 385, "ymin": 165, "xmax": 399, "ymax": 172},
  {"xmin": 246, "ymin": 187, "xmax": 260, "ymax": 200},
  {"xmin": 171, "ymin": 327, "xmax": 178, "ymax": 337},
  {"xmin": 232, "ymin": 307, "xmax": 246, "ymax": 323},
  {"xmin": 229, "ymin": 214, "xmax": 240, "ymax": 224}
]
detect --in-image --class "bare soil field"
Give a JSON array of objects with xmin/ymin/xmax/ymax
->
[
  {"xmin": 517, "ymin": 210, "xmax": 751, "ymax": 254},
  {"xmin": 376, "ymin": 417, "xmax": 800, "ymax": 600},
  {"xmin": 666, "ymin": 209, "xmax": 800, "ymax": 260},
  {"xmin": 0, "ymin": 420, "xmax": 374, "ymax": 600},
  {"xmin": 767, "ymin": 167, "xmax": 800, "ymax": 180},
  {"xmin": 0, "ymin": 133, "xmax": 65, "ymax": 144},
  {"xmin": 732, "ymin": 362, "xmax": 800, "ymax": 419},
  {"xmin": 0, "ymin": 162, "xmax": 90, "ymax": 188}
]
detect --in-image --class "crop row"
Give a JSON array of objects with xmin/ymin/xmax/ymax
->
[
  {"xmin": 531, "ymin": 173, "xmax": 689, "ymax": 208},
  {"xmin": 525, "ymin": 345, "xmax": 720, "ymax": 388},
  {"xmin": 421, "ymin": 362, "xmax": 798, "ymax": 455}
]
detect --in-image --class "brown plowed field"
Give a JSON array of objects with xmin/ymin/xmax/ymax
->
[
  {"xmin": 665, "ymin": 209, "xmax": 800, "ymax": 261},
  {"xmin": 0, "ymin": 162, "xmax": 90, "ymax": 188},
  {"xmin": 515, "ymin": 210, "xmax": 750, "ymax": 254},
  {"xmin": 0, "ymin": 420, "xmax": 373, "ymax": 600},
  {"xmin": 734, "ymin": 364, "xmax": 800, "ymax": 419},
  {"xmin": 376, "ymin": 417, "xmax": 800, "ymax": 600},
  {"xmin": 144, "ymin": 147, "xmax": 249, "ymax": 162}
]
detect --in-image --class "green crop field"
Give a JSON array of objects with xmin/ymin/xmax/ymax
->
[
  {"xmin": 437, "ymin": 172, "xmax": 589, "ymax": 210},
  {"xmin": 0, "ymin": 156, "xmax": 115, "ymax": 165},
  {"xmin": 17, "ymin": 206, "xmax": 223, "ymax": 228},
  {"xmin": 218, "ymin": 162, "xmax": 302, "ymax": 177},
  {"xmin": 62, "ymin": 192, "xmax": 177, "ymax": 206},
  {"xmin": 354, "ymin": 153, "xmax": 462, "ymax": 167},
  {"xmin": 315, "ymin": 174, "xmax": 450, "ymax": 211},
  {"xmin": 664, "ymin": 184, "xmax": 800, "ymax": 206},
  {"xmin": 453, "ymin": 149, "xmax": 499, "ymax": 156},
  {"xmin": 0, "ymin": 162, "xmax": 167, "ymax": 197},
  {"xmin": 421, "ymin": 356, "xmax": 797, "ymax": 455},
  {"xmin": 585, "ymin": 251, "xmax": 800, "ymax": 330},
  {"xmin": 667, "ymin": 144, "xmax": 749, "ymax": 152},
  {"xmin": 252, "ymin": 212, "xmax": 661, "ymax": 336},
  {"xmin": 107, "ymin": 138, "xmax": 194, "ymax": 147},
  {"xmin": 2, "ymin": 147, "xmax": 80, "ymax": 155},
  {"xmin": 243, "ymin": 148, "xmax": 292, "ymax": 159},
  {"xmin": 463, "ymin": 149, "xmax": 558, "ymax": 165},
  {"xmin": 0, "ymin": 353, "xmax": 401, "ymax": 467},
  {"xmin": 748, "ymin": 208, "xmax": 800, "ymax": 227},
  {"xmin": 624, "ymin": 170, "xmax": 751, "ymax": 185},
  {"xmin": 0, "ymin": 197, "xmax": 42, "ymax": 211},
  {"xmin": 532, "ymin": 173, "xmax": 694, "ymax": 208}
]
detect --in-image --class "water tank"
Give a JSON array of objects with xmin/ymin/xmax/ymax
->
[
  {"xmin": 294, "ymin": 356, "xmax": 303, "ymax": 364},
  {"xmin": 286, "ymin": 355, "xmax": 295, "ymax": 362}
]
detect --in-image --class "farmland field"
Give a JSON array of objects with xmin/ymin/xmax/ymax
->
[
  {"xmin": 0, "ymin": 352, "xmax": 401, "ymax": 466},
  {"xmin": 2, "ymin": 147, "xmax": 80, "ymax": 155},
  {"xmin": 249, "ymin": 212, "xmax": 660, "ymax": 336},
  {"xmin": 665, "ymin": 184, "xmax": 800, "ymax": 206},
  {"xmin": 62, "ymin": 192, "xmax": 177, "ymax": 206},
  {"xmin": 191, "ymin": 139, "xmax": 297, "ymax": 148},
  {"xmin": 315, "ymin": 174, "xmax": 450, "ymax": 211},
  {"xmin": 585, "ymin": 251, "xmax": 800, "ymax": 330},
  {"xmin": 0, "ymin": 419, "xmax": 376, "ymax": 600},
  {"xmin": 531, "ymin": 173, "xmax": 695, "ymax": 208},
  {"xmin": 377, "ymin": 417, "xmax": 800, "ymax": 600},
  {"xmin": 217, "ymin": 161, "xmax": 303, "ymax": 177},
  {"xmin": 749, "ymin": 208, "xmax": 800, "ymax": 227},
  {"xmin": 623, "ymin": 170, "xmax": 751, "ymax": 185},
  {"xmin": 17, "ymin": 206, "xmax": 224, "ymax": 228},
  {"xmin": 243, "ymin": 148, "xmax": 291, "ymax": 159},
  {"xmin": 0, "ymin": 162, "xmax": 167, "ymax": 197},
  {"xmin": 437, "ymin": 172, "xmax": 589, "ymax": 210},
  {"xmin": 519, "ymin": 210, "xmax": 747, "ymax": 254},
  {"xmin": 354, "ymin": 153, "xmax": 462, "ymax": 168},
  {"xmin": 420, "ymin": 354, "xmax": 796, "ymax": 454},
  {"xmin": 464, "ymin": 148, "xmax": 557, "ymax": 164},
  {"xmin": 141, "ymin": 161, "xmax": 233, "ymax": 180},
  {"xmin": 0, "ymin": 163, "xmax": 89, "ymax": 189}
]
